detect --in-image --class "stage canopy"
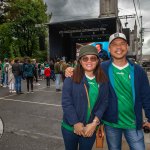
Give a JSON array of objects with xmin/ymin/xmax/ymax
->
[{"xmin": 48, "ymin": 17, "xmax": 119, "ymax": 60}]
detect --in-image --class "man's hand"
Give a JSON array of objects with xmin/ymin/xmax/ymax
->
[
  {"xmin": 143, "ymin": 121, "xmax": 150, "ymax": 128},
  {"xmin": 74, "ymin": 122, "xmax": 85, "ymax": 136},
  {"xmin": 83, "ymin": 122, "xmax": 97, "ymax": 137},
  {"xmin": 65, "ymin": 67, "xmax": 74, "ymax": 77}
]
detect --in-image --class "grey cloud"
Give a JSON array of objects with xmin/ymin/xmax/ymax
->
[
  {"xmin": 44, "ymin": 0, "xmax": 68, "ymax": 9},
  {"xmin": 44, "ymin": 0, "xmax": 99, "ymax": 22},
  {"xmin": 44, "ymin": 0, "xmax": 150, "ymax": 54},
  {"xmin": 141, "ymin": 0, "xmax": 150, "ymax": 10},
  {"xmin": 146, "ymin": 39, "xmax": 150, "ymax": 48}
]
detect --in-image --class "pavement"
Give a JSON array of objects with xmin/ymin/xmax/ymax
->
[{"xmin": 0, "ymin": 74, "xmax": 150, "ymax": 150}]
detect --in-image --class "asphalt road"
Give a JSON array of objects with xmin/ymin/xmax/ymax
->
[{"xmin": 0, "ymin": 80, "xmax": 64, "ymax": 150}]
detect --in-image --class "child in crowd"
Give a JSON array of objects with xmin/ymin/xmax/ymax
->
[{"xmin": 44, "ymin": 64, "xmax": 51, "ymax": 87}]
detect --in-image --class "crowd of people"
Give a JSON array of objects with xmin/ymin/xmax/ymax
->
[
  {"xmin": 0, "ymin": 57, "xmax": 77, "ymax": 94},
  {"xmin": 0, "ymin": 57, "xmax": 41, "ymax": 94}
]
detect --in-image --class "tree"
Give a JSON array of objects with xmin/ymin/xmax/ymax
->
[{"xmin": 0, "ymin": 0, "xmax": 50, "ymax": 60}]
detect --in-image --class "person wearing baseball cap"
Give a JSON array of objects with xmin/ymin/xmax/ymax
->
[
  {"xmin": 61, "ymin": 44, "xmax": 109, "ymax": 150},
  {"xmin": 108, "ymin": 32, "xmax": 129, "ymax": 61},
  {"xmin": 65, "ymin": 32, "xmax": 150, "ymax": 150},
  {"xmin": 101, "ymin": 32, "xmax": 150, "ymax": 150},
  {"xmin": 109, "ymin": 32, "xmax": 127, "ymax": 44}
]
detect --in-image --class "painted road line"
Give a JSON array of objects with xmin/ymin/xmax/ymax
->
[{"xmin": 0, "ymin": 98, "xmax": 61, "ymax": 107}]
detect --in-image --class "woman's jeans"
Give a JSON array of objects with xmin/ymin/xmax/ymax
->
[
  {"xmin": 46, "ymin": 76, "xmax": 50, "ymax": 86},
  {"xmin": 26, "ymin": 77, "xmax": 33, "ymax": 91},
  {"xmin": 4, "ymin": 72, "xmax": 8, "ymax": 86},
  {"xmin": 61, "ymin": 127, "xmax": 96, "ymax": 150},
  {"xmin": 105, "ymin": 125, "xmax": 145, "ymax": 150}
]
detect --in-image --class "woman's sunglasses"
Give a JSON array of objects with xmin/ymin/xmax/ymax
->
[{"xmin": 81, "ymin": 56, "xmax": 98, "ymax": 62}]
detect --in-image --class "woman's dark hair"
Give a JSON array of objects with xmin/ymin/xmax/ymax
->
[{"xmin": 72, "ymin": 57, "xmax": 108, "ymax": 84}]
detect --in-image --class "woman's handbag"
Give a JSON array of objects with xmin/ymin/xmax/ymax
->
[{"xmin": 96, "ymin": 125, "xmax": 105, "ymax": 148}]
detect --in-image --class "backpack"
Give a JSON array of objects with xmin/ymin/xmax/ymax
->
[
  {"xmin": 44, "ymin": 67, "xmax": 51, "ymax": 77},
  {"xmin": 4, "ymin": 63, "xmax": 9, "ymax": 73},
  {"xmin": 54, "ymin": 62, "xmax": 60, "ymax": 74},
  {"xmin": 24, "ymin": 64, "xmax": 34, "ymax": 77}
]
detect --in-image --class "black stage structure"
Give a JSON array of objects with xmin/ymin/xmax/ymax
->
[{"xmin": 48, "ymin": 17, "xmax": 121, "ymax": 61}]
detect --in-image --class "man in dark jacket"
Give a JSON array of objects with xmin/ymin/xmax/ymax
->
[
  {"xmin": 65, "ymin": 32, "xmax": 150, "ymax": 150},
  {"xmin": 12, "ymin": 58, "xmax": 23, "ymax": 94},
  {"xmin": 100, "ymin": 32, "xmax": 150, "ymax": 150}
]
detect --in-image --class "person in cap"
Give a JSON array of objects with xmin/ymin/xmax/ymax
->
[
  {"xmin": 61, "ymin": 45, "xmax": 109, "ymax": 150},
  {"xmin": 65, "ymin": 32, "xmax": 150, "ymax": 150},
  {"xmin": 102, "ymin": 32, "xmax": 150, "ymax": 150}
]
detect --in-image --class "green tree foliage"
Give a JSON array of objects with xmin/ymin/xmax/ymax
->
[
  {"xmin": 0, "ymin": 0, "xmax": 50, "ymax": 60},
  {"xmin": 0, "ymin": 23, "xmax": 14, "ymax": 59}
]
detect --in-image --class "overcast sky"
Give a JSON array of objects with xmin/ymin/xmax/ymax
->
[{"xmin": 44, "ymin": 0, "xmax": 150, "ymax": 55}]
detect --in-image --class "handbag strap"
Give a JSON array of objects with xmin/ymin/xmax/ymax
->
[{"xmin": 84, "ymin": 84, "xmax": 91, "ymax": 114}]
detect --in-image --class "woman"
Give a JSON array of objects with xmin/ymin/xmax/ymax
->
[
  {"xmin": 23, "ymin": 59, "xmax": 34, "ymax": 93},
  {"xmin": 61, "ymin": 45, "xmax": 109, "ymax": 150},
  {"xmin": 8, "ymin": 59, "xmax": 16, "ymax": 93}
]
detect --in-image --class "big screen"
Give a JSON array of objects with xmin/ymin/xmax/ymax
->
[{"xmin": 76, "ymin": 41, "xmax": 110, "ymax": 60}]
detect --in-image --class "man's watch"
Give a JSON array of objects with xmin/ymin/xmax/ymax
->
[{"xmin": 92, "ymin": 119, "xmax": 100, "ymax": 125}]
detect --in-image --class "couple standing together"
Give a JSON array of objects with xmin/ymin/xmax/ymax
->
[{"xmin": 61, "ymin": 32, "xmax": 150, "ymax": 150}]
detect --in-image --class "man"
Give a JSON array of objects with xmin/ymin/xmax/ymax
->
[
  {"xmin": 65, "ymin": 32, "xmax": 150, "ymax": 150},
  {"xmin": 54, "ymin": 58, "xmax": 61, "ymax": 92},
  {"xmin": 12, "ymin": 58, "xmax": 23, "ymax": 94},
  {"xmin": 95, "ymin": 43, "xmax": 109, "ymax": 61}
]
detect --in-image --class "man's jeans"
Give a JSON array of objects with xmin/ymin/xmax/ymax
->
[
  {"xmin": 1, "ymin": 73, "xmax": 4, "ymax": 85},
  {"xmin": 61, "ymin": 127, "xmax": 96, "ymax": 150},
  {"xmin": 14, "ymin": 75, "xmax": 22, "ymax": 93},
  {"xmin": 105, "ymin": 125, "xmax": 145, "ymax": 150},
  {"xmin": 4, "ymin": 73, "xmax": 8, "ymax": 86}
]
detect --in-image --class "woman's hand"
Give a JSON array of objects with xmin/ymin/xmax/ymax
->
[
  {"xmin": 74, "ymin": 122, "xmax": 85, "ymax": 136},
  {"xmin": 83, "ymin": 122, "xmax": 97, "ymax": 137}
]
